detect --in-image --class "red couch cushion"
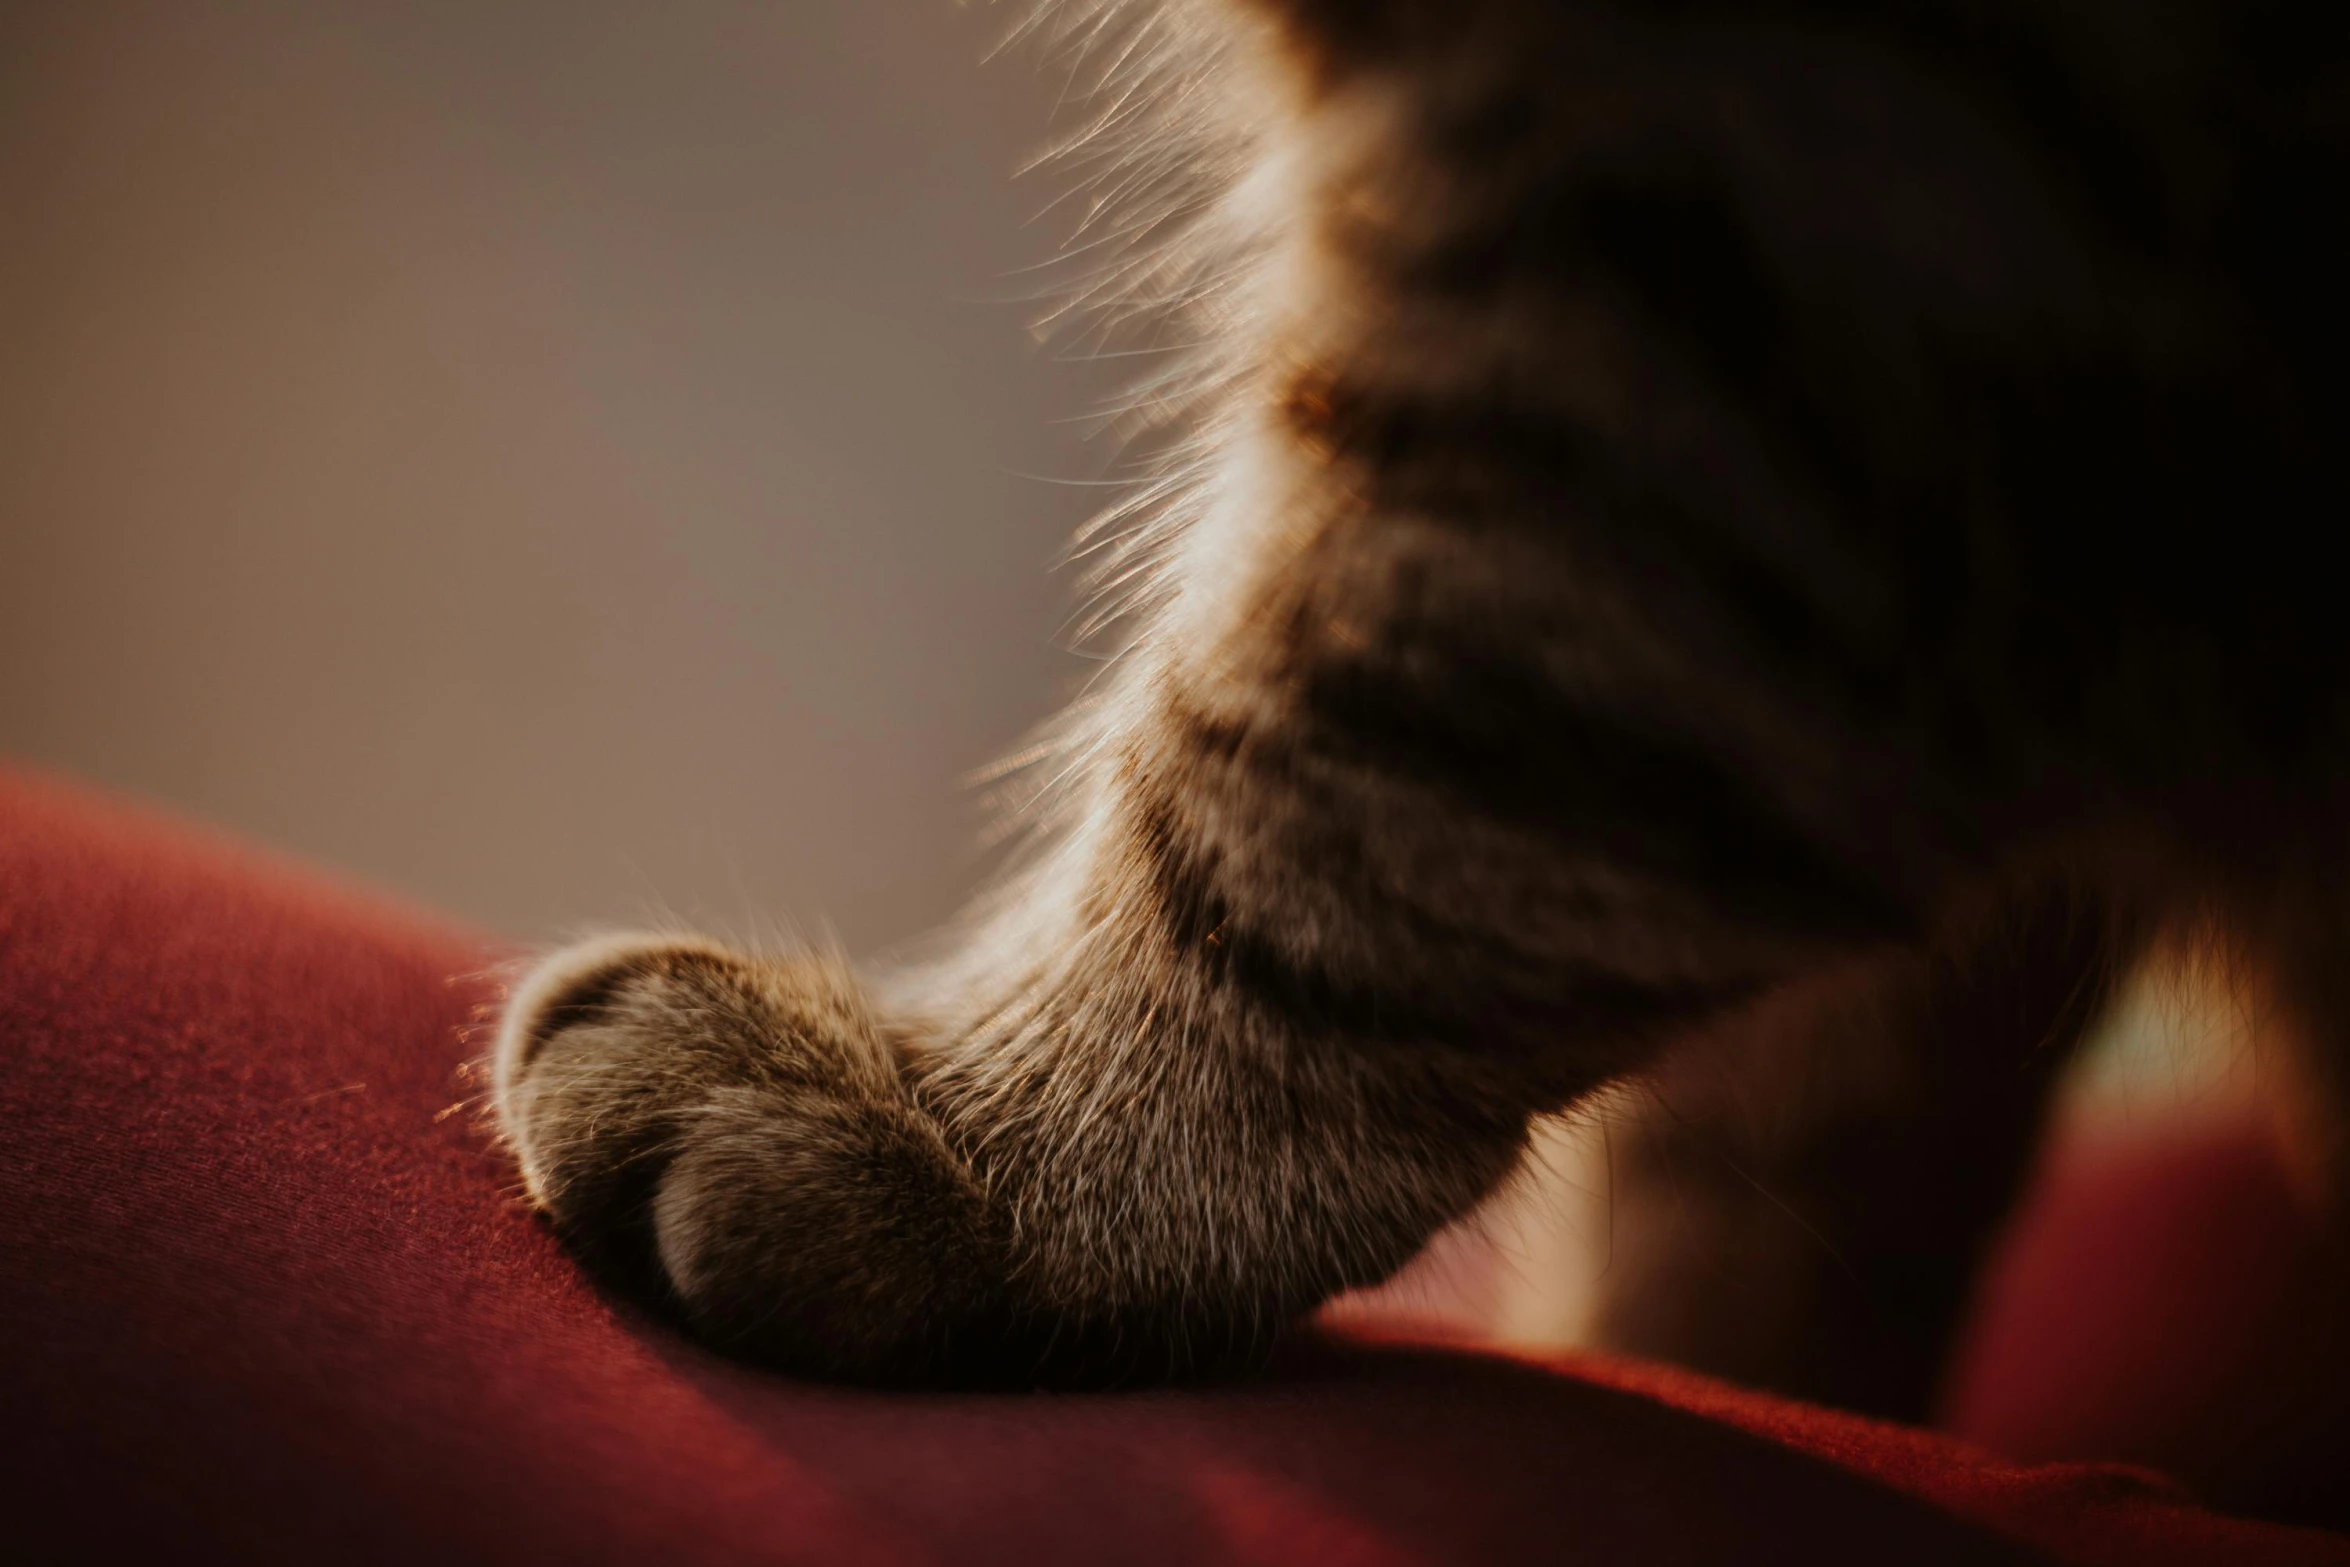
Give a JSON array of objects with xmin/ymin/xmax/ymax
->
[{"xmin": 2, "ymin": 765, "xmax": 2342, "ymax": 1565}]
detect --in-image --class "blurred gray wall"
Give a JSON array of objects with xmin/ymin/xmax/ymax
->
[{"xmin": 0, "ymin": 0, "xmax": 1107, "ymax": 949}]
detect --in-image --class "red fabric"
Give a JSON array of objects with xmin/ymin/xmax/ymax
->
[
  {"xmin": 1947, "ymin": 1115, "xmax": 2350, "ymax": 1527},
  {"xmin": 2, "ymin": 764, "xmax": 2343, "ymax": 1566}
]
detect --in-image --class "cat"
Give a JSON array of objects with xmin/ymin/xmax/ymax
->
[{"xmin": 491, "ymin": 0, "xmax": 2350, "ymax": 1407}]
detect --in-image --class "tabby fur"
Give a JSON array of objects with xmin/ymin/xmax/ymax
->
[{"xmin": 494, "ymin": 0, "xmax": 2350, "ymax": 1403}]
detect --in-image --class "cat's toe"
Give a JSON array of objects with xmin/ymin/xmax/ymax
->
[
  {"xmin": 492, "ymin": 935, "xmax": 998, "ymax": 1380},
  {"xmin": 650, "ymin": 1083, "xmax": 997, "ymax": 1379},
  {"xmin": 492, "ymin": 934, "xmax": 735, "ymax": 1220}
]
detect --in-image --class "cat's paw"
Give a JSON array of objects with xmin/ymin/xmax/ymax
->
[{"xmin": 492, "ymin": 935, "xmax": 998, "ymax": 1381}]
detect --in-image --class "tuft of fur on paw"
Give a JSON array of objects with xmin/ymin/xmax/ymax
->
[{"xmin": 492, "ymin": 935, "xmax": 1000, "ymax": 1382}]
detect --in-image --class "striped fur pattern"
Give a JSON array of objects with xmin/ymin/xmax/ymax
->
[{"xmin": 495, "ymin": 0, "xmax": 2350, "ymax": 1393}]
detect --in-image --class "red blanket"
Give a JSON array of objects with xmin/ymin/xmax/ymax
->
[{"xmin": 2, "ymin": 767, "xmax": 2341, "ymax": 1564}]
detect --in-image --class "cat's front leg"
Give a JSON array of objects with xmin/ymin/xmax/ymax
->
[{"xmin": 493, "ymin": 858, "xmax": 1550, "ymax": 1386}]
